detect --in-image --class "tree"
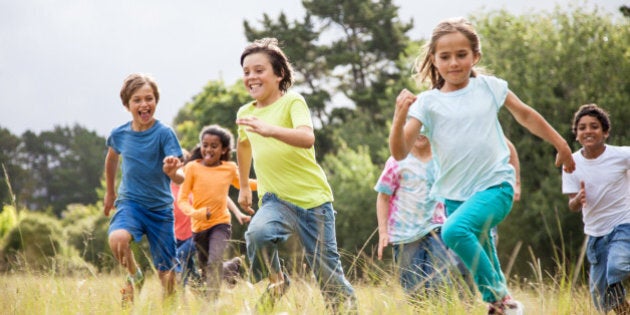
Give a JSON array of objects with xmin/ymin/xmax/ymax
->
[
  {"xmin": 173, "ymin": 80, "xmax": 250, "ymax": 151},
  {"xmin": 17, "ymin": 125, "xmax": 106, "ymax": 216}
]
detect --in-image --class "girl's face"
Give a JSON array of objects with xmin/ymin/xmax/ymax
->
[
  {"xmin": 200, "ymin": 134, "xmax": 227, "ymax": 167},
  {"xmin": 575, "ymin": 115, "xmax": 608, "ymax": 150},
  {"xmin": 128, "ymin": 83, "xmax": 157, "ymax": 131},
  {"xmin": 242, "ymin": 52, "xmax": 283, "ymax": 107},
  {"xmin": 432, "ymin": 31, "xmax": 480, "ymax": 92}
]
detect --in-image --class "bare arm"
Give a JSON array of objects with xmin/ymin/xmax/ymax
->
[
  {"xmin": 503, "ymin": 90, "xmax": 575, "ymax": 173},
  {"xmin": 505, "ymin": 137, "xmax": 521, "ymax": 201},
  {"xmin": 389, "ymin": 89, "xmax": 422, "ymax": 160},
  {"xmin": 237, "ymin": 138, "xmax": 255, "ymax": 214},
  {"xmin": 103, "ymin": 148, "xmax": 119, "ymax": 216},
  {"xmin": 236, "ymin": 116, "xmax": 315, "ymax": 148},
  {"xmin": 227, "ymin": 197, "xmax": 251, "ymax": 225},
  {"xmin": 376, "ymin": 192, "xmax": 391, "ymax": 260}
]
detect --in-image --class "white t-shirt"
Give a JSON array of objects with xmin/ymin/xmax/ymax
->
[
  {"xmin": 408, "ymin": 75, "xmax": 515, "ymax": 201},
  {"xmin": 562, "ymin": 145, "xmax": 630, "ymax": 236}
]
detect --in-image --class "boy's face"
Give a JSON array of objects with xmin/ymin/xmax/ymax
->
[
  {"xmin": 576, "ymin": 115, "xmax": 608, "ymax": 150},
  {"xmin": 242, "ymin": 52, "xmax": 283, "ymax": 106},
  {"xmin": 127, "ymin": 83, "xmax": 156, "ymax": 131}
]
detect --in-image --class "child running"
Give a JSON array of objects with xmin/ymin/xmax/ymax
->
[
  {"xmin": 236, "ymin": 37, "xmax": 357, "ymax": 314},
  {"xmin": 375, "ymin": 133, "xmax": 453, "ymax": 297},
  {"xmin": 562, "ymin": 104, "xmax": 630, "ymax": 314},
  {"xmin": 177, "ymin": 125, "xmax": 255, "ymax": 301},
  {"xmin": 103, "ymin": 73, "xmax": 184, "ymax": 306},
  {"xmin": 389, "ymin": 18, "xmax": 575, "ymax": 315}
]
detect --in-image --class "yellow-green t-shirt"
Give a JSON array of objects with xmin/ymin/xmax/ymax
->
[{"xmin": 237, "ymin": 91, "xmax": 333, "ymax": 209}]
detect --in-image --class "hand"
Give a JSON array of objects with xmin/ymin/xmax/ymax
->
[
  {"xmin": 236, "ymin": 116, "xmax": 274, "ymax": 137},
  {"xmin": 555, "ymin": 147, "xmax": 576, "ymax": 173},
  {"xmin": 236, "ymin": 214, "xmax": 252, "ymax": 225},
  {"xmin": 238, "ymin": 189, "xmax": 255, "ymax": 215},
  {"xmin": 103, "ymin": 192, "xmax": 116, "ymax": 216},
  {"xmin": 377, "ymin": 233, "xmax": 389, "ymax": 260},
  {"xmin": 163, "ymin": 155, "xmax": 183, "ymax": 176},
  {"xmin": 575, "ymin": 181, "xmax": 586, "ymax": 207},
  {"xmin": 394, "ymin": 89, "xmax": 417, "ymax": 117}
]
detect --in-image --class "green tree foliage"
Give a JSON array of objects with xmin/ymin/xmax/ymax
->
[
  {"xmin": 173, "ymin": 80, "xmax": 250, "ymax": 151},
  {"xmin": 17, "ymin": 125, "xmax": 106, "ymax": 216},
  {"xmin": 321, "ymin": 143, "xmax": 379, "ymax": 261},
  {"xmin": 0, "ymin": 205, "xmax": 19, "ymax": 240},
  {"xmin": 0, "ymin": 127, "xmax": 25, "ymax": 207},
  {"xmin": 471, "ymin": 6, "xmax": 630, "ymax": 275}
]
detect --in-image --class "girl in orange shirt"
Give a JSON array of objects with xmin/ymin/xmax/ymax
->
[{"xmin": 177, "ymin": 124, "xmax": 256, "ymax": 300}]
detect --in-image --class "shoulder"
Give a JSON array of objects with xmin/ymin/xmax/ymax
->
[
  {"xmin": 237, "ymin": 100, "xmax": 257, "ymax": 117},
  {"xmin": 282, "ymin": 91, "xmax": 308, "ymax": 107},
  {"xmin": 109, "ymin": 121, "xmax": 131, "ymax": 135},
  {"xmin": 223, "ymin": 161, "xmax": 238, "ymax": 169}
]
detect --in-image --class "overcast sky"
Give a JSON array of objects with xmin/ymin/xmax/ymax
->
[{"xmin": 0, "ymin": 0, "xmax": 625, "ymax": 137}]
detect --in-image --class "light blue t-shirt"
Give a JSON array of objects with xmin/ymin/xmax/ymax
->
[
  {"xmin": 106, "ymin": 120, "xmax": 182, "ymax": 210},
  {"xmin": 408, "ymin": 75, "xmax": 515, "ymax": 201},
  {"xmin": 374, "ymin": 155, "xmax": 445, "ymax": 244}
]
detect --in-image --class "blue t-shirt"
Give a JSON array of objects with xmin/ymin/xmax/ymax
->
[
  {"xmin": 106, "ymin": 120, "xmax": 182, "ymax": 210},
  {"xmin": 408, "ymin": 75, "xmax": 515, "ymax": 201}
]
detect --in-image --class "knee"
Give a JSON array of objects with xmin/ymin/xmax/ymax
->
[
  {"xmin": 441, "ymin": 223, "xmax": 465, "ymax": 248},
  {"xmin": 108, "ymin": 229, "xmax": 132, "ymax": 253},
  {"xmin": 245, "ymin": 224, "xmax": 274, "ymax": 247}
]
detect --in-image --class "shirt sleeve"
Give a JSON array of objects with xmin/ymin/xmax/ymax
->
[
  {"xmin": 374, "ymin": 157, "xmax": 400, "ymax": 196},
  {"xmin": 289, "ymin": 97, "xmax": 313, "ymax": 129}
]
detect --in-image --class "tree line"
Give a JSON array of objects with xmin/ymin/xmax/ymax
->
[{"xmin": 1, "ymin": 2, "xmax": 628, "ymax": 278}]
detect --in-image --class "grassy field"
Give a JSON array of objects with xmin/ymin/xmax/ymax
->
[{"xmin": 0, "ymin": 270, "xmax": 601, "ymax": 315}]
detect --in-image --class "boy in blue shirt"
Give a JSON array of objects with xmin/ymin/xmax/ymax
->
[{"xmin": 103, "ymin": 73, "xmax": 184, "ymax": 306}]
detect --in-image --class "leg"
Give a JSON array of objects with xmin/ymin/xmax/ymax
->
[
  {"xmin": 144, "ymin": 207, "xmax": 178, "ymax": 297},
  {"xmin": 441, "ymin": 183, "xmax": 513, "ymax": 303},
  {"xmin": 605, "ymin": 224, "xmax": 630, "ymax": 314},
  {"xmin": 245, "ymin": 193, "xmax": 294, "ymax": 283},
  {"xmin": 204, "ymin": 224, "xmax": 232, "ymax": 300},
  {"xmin": 298, "ymin": 202, "xmax": 357, "ymax": 313}
]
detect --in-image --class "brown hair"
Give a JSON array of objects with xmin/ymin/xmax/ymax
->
[
  {"xmin": 240, "ymin": 38, "xmax": 294, "ymax": 92},
  {"xmin": 414, "ymin": 17, "xmax": 482, "ymax": 90},
  {"xmin": 571, "ymin": 103, "xmax": 611, "ymax": 135},
  {"xmin": 119, "ymin": 73, "xmax": 160, "ymax": 107}
]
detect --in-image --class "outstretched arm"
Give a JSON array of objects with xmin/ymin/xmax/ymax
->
[{"xmin": 503, "ymin": 90, "xmax": 575, "ymax": 173}]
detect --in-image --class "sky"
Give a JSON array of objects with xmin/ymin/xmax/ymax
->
[{"xmin": 0, "ymin": 0, "xmax": 626, "ymax": 137}]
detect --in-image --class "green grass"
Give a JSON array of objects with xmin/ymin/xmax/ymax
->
[{"xmin": 0, "ymin": 270, "xmax": 600, "ymax": 314}]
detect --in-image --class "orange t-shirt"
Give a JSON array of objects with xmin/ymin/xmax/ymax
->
[{"xmin": 177, "ymin": 160, "xmax": 255, "ymax": 233}]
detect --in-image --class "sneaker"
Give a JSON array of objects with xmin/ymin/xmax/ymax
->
[
  {"xmin": 488, "ymin": 296, "xmax": 524, "ymax": 315},
  {"xmin": 223, "ymin": 256, "xmax": 243, "ymax": 288},
  {"xmin": 255, "ymin": 272, "xmax": 291, "ymax": 313},
  {"xmin": 121, "ymin": 269, "xmax": 145, "ymax": 308}
]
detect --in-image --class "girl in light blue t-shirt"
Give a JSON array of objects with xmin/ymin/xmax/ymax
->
[{"xmin": 389, "ymin": 17, "xmax": 575, "ymax": 314}]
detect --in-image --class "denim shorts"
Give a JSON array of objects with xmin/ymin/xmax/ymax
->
[{"xmin": 108, "ymin": 199, "xmax": 177, "ymax": 271}]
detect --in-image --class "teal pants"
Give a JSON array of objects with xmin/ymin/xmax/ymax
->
[{"xmin": 442, "ymin": 182, "xmax": 514, "ymax": 303}]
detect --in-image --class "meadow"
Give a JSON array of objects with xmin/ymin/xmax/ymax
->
[{"xmin": 1, "ymin": 267, "xmax": 600, "ymax": 315}]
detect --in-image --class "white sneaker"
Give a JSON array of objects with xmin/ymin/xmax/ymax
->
[{"xmin": 488, "ymin": 296, "xmax": 524, "ymax": 315}]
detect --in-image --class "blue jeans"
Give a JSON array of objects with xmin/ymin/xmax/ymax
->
[
  {"xmin": 245, "ymin": 193, "xmax": 356, "ymax": 309},
  {"xmin": 393, "ymin": 230, "xmax": 453, "ymax": 295},
  {"xmin": 176, "ymin": 237, "xmax": 200, "ymax": 286},
  {"xmin": 587, "ymin": 223, "xmax": 630, "ymax": 312},
  {"xmin": 442, "ymin": 182, "xmax": 513, "ymax": 303}
]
